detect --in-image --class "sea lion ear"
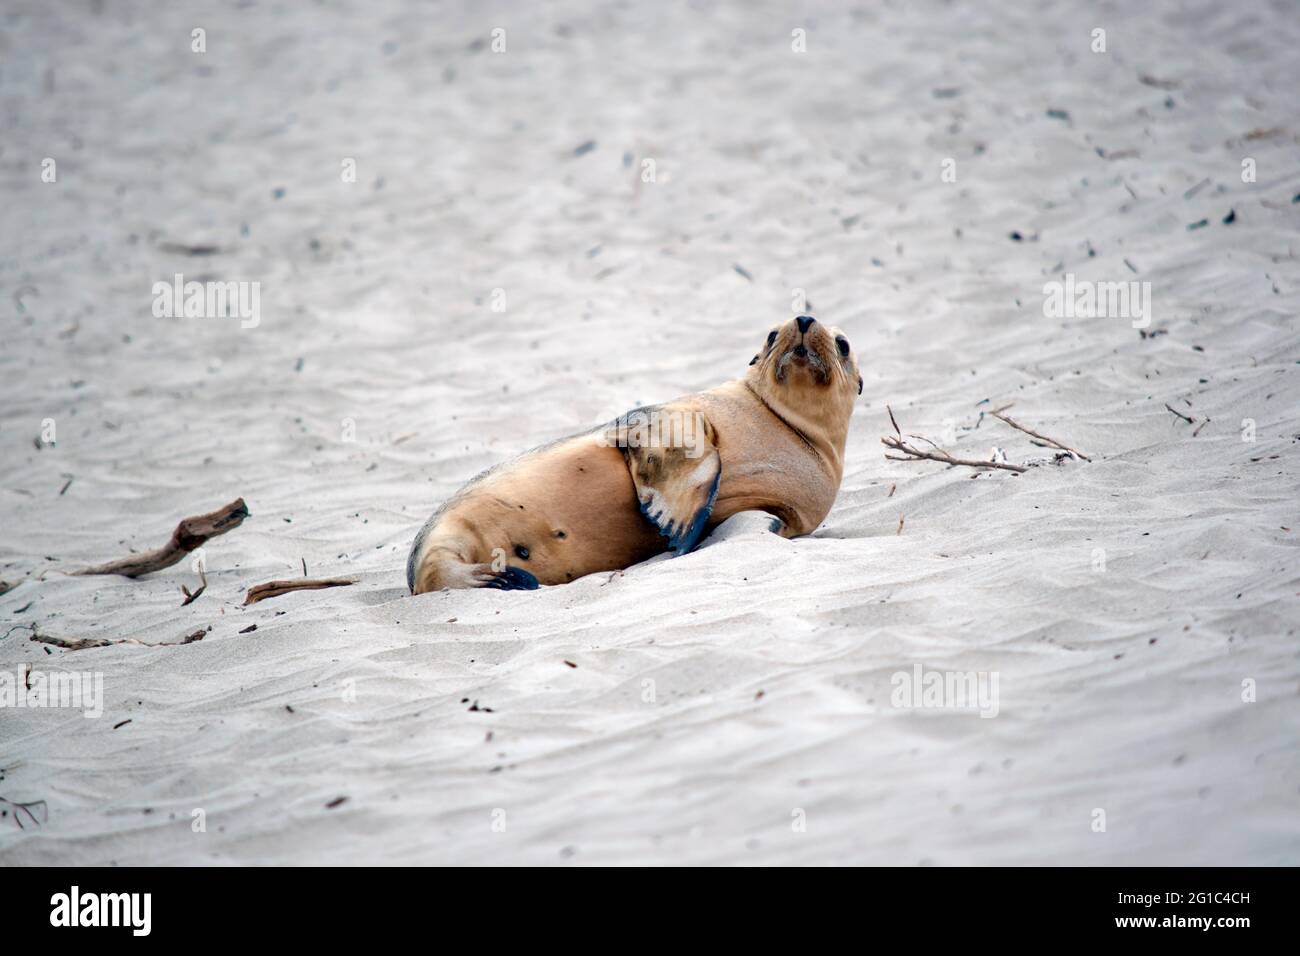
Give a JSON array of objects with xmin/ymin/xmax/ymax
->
[
  {"xmin": 858, "ymin": 375, "xmax": 863, "ymax": 395},
  {"xmin": 749, "ymin": 354, "xmax": 760, "ymax": 366},
  {"xmin": 622, "ymin": 410, "xmax": 721, "ymax": 555}
]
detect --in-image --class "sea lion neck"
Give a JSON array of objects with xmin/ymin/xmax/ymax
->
[{"xmin": 739, "ymin": 379, "xmax": 845, "ymax": 477}]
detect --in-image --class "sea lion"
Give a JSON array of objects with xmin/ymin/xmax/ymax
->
[{"xmin": 406, "ymin": 315, "xmax": 861, "ymax": 593}]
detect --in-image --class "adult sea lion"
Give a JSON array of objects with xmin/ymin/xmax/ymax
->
[{"xmin": 407, "ymin": 315, "xmax": 861, "ymax": 593}]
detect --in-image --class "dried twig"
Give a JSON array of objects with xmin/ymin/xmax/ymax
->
[
  {"xmin": 75, "ymin": 498, "xmax": 249, "ymax": 578},
  {"xmin": 1163, "ymin": 402, "xmax": 1195, "ymax": 425},
  {"xmin": 30, "ymin": 627, "xmax": 208, "ymax": 652},
  {"xmin": 243, "ymin": 578, "xmax": 354, "ymax": 605},
  {"xmin": 0, "ymin": 797, "xmax": 48, "ymax": 829},
  {"xmin": 990, "ymin": 404, "xmax": 1091, "ymax": 460},
  {"xmin": 180, "ymin": 568, "xmax": 208, "ymax": 606},
  {"xmin": 2, "ymin": 623, "xmax": 37, "ymax": 642},
  {"xmin": 883, "ymin": 434, "xmax": 1028, "ymax": 473}
]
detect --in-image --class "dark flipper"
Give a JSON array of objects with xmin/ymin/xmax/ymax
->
[
  {"xmin": 485, "ymin": 566, "xmax": 540, "ymax": 590},
  {"xmin": 616, "ymin": 410, "xmax": 722, "ymax": 556}
]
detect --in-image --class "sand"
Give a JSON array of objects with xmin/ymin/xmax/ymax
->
[{"xmin": 1, "ymin": 0, "xmax": 1298, "ymax": 865}]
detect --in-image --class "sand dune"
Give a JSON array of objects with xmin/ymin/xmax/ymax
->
[{"xmin": 1, "ymin": 0, "xmax": 1298, "ymax": 864}]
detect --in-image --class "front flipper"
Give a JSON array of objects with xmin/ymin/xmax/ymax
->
[{"xmin": 616, "ymin": 411, "xmax": 721, "ymax": 555}]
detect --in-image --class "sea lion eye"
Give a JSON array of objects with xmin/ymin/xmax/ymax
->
[
  {"xmin": 836, "ymin": 336, "xmax": 851, "ymax": 357},
  {"xmin": 766, "ymin": 330, "xmax": 778, "ymax": 348}
]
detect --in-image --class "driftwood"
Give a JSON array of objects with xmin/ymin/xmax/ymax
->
[
  {"xmin": 30, "ymin": 627, "xmax": 208, "ymax": 651},
  {"xmin": 883, "ymin": 434, "xmax": 1029, "ymax": 473},
  {"xmin": 882, "ymin": 402, "xmax": 1099, "ymax": 474},
  {"xmin": 74, "ymin": 498, "xmax": 249, "ymax": 578},
  {"xmin": 244, "ymin": 578, "xmax": 354, "ymax": 605},
  {"xmin": 884, "ymin": 403, "xmax": 1029, "ymax": 473},
  {"xmin": 990, "ymin": 404, "xmax": 1091, "ymax": 460}
]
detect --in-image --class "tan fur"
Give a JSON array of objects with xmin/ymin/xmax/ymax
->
[{"xmin": 408, "ymin": 317, "xmax": 859, "ymax": 592}]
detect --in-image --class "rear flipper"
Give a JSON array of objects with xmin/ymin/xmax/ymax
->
[
  {"xmin": 613, "ymin": 409, "xmax": 721, "ymax": 555},
  {"xmin": 410, "ymin": 547, "xmax": 539, "ymax": 594},
  {"xmin": 484, "ymin": 566, "xmax": 540, "ymax": 590}
]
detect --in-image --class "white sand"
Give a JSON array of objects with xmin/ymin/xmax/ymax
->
[{"xmin": 2, "ymin": 0, "xmax": 1298, "ymax": 865}]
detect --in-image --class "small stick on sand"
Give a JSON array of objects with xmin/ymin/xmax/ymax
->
[
  {"xmin": 30, "ymin": 627, "xmax": 208, "ymax": 652},
  {"xmin": 75, "ymin": 498, "xmax": 249, "ymax": 578},
  {"xmin": 990, "ymin": 404, "xmax": 1091, "ymax": 461},
  {"xmin": 2, "ymin": 623, "xmax": 37, "ymax": 641},
  {"xmin": 244, "ymin": 578, "xmax": 354, "ymax": 605},
  {"xmin": 883, "ymin": 434, "xmax": 1028, "ymax": 473},
  {"xmin": 180, "ymin": 568, "xmax": 208, "ymax": 607},
  {"xmin": 0, "ymin": 797, "xmax": 48, "ymax": 829},
  {"xmin": 1163, "ymin": 402, "xmax": 1195, "ymax": 425}
]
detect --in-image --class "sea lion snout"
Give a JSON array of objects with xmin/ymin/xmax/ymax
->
[
  {"xmin": 748, "ymin": 314, "xmax": 862, "ymax": 413},
  {"xmin": 758, "ymin": 315, "xmax": 843, "ymax": 384},
  {"xmin": 776, "ymin": 321, "xmax": 831, "ymax": 382}
]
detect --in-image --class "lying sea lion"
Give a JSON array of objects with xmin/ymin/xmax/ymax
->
[{"xmin": 406, "ymin": 315, "xmax": 861, "ymax": 592}]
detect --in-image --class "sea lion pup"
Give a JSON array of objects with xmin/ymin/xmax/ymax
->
[{"xmin": 407, "ymin": 315, "xmax": 861, "ymax": 593}]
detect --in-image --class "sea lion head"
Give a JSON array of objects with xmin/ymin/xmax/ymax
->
[{"xmin": 746, "ymin": 316, "xmax": 861, "ymax": 441}]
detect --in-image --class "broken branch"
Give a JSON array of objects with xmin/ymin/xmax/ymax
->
[
  {"xmin": 244, "ymin": 578, "xmax": 354, "ymax": 605},
  {"xmin": 990, "ymin": 404, "xmax": 1091, "ymax": 460},
  {"xmin": 30, "ymin": 627, "xmax": 208, "ymax": 651},
  {"xmin": 883, "ymin": 434, "xmax": 1028, "ymax": 473},
  {"xmin": 75, "ymin": 498, "xmax": 249, "ymax": 578}
]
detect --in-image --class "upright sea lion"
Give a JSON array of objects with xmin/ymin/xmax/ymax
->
[{"xmin": 406, "ymin": 315, "xmax": 861, "ymax": 593}]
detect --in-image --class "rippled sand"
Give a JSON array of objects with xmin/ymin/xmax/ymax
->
[{"xmin": 1, "ymin": 0, "xmax": 1297, "ymax": 864}]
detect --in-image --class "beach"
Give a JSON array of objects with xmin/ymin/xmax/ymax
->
[{"xmin": 1, "ymin": 0, "xmax": 1298, "ymax": 865}]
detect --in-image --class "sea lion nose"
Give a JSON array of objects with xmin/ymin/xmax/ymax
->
[{"xmin": 796, "ymin": 315, "xmax": 815, "ymax": 334}]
